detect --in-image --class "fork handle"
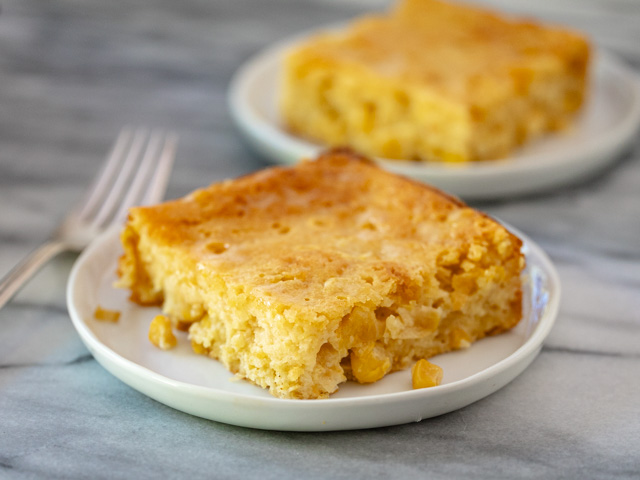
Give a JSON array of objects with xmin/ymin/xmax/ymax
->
[{"xmin": 0, "ymin": 241, "xmax": 68, "ymax": 310}]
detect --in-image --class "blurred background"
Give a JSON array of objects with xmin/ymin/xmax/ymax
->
[{"xmin": 2, "ymin": 0, "xmax": 639, "ymax": 193}]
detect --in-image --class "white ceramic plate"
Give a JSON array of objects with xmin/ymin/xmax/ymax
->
[
  {"xmin": 228, "ymin": 30, "xmax": 640, "ymax": 199},
  {"xmin": 67, "ymin": 226, "xmax": 560, "ymax": 431}
]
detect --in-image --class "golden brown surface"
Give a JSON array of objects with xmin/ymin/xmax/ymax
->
[
  {"xmin": 281, "ymin": 0, "xmax": 590, "ymax": 162},
  {"xmin": 117, "ymin": 149, "xmax": 525, "ymax": 399}
]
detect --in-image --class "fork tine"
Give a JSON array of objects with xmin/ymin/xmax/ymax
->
[
  {"xmin": 112, "ymin": 129, "xmax": 166, "ymax": 223},
  {"xmin": 90, "ymin": 128, "xmax": 149, "ymax": 228},
  {"xmin": 141, "ymin": 132, "xmax": 178, "ymax": 206},
  {"xmin": 77, "ymin": 127, "xmax": 133, "ymax": 220},
  {"xmin": 0, "ymin": 127, "xmax": 176, "ymax": 310}
]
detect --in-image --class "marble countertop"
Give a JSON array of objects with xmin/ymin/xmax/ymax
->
[{"xmin": 1, "ymin": 0, "xmax": 639, "ymax": 478}]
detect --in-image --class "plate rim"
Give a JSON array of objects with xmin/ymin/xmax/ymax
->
[
  {"xmin": 227, "ymin": 26, "xmax": 640, "ymax": 198},
  {"xmin": 66, "ymin": 225, "xmax": 560, "ymax": 431}
]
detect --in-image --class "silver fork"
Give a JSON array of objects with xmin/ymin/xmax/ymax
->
[{"xmin": 0, "ymin": 127, "xmax": 178, "ymax": 310}]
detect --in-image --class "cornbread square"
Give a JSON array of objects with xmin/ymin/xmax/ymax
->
[
  {"xmin": 281, "ymin": 0, "xmax": 590, "ymax": 163},
  {"xmin": 117, "ymin": 150, "xmax": 524, "ymax": 399}
]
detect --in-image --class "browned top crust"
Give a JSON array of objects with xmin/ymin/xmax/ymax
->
[
  {"xmin": 124, "ymin": 148, "xmax": 522, "ymax": 319},
  {"xmin": 288, "ymin": 0, "xmax": 589, "ymax": 103}
]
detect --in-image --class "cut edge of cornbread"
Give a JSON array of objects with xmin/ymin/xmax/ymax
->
[
  {"xmin": 281, "ymin": 0, "xmax": 590, "ymax": 163},
  {"xmin": 116, "ymin": 149, "xmax": 525, "ymax": 399}
]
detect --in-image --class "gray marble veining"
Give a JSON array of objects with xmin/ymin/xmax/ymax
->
[{"xmin": 1, "ymin": 0, "xmax": 639, "ymax": 478}]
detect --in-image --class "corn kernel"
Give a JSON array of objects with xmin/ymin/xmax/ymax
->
[
  {"xmin": 190, "ymin": 339, "xmax": 207, "ymax": 355},
  {"xmin": 148, "ymin": 315, "xmax": 177, "ymax": 350},
  {"xmin": 451, "ymin": 327, "xmax": 472, "ymax": 349},
  {"xmin": 175, "ymin": 319, "xmax": 194, "ymax": 332},
  {"xmin": 338, "ymin": 306, "xmax": 377, "ymax": 349},
  {"xmin": 467, "ymin": 243, "xmax": 486, "ymax": 261},
  {"xmin": 183, "ymin": 303, "xmax": 204, "ymax": 320},
  {"xmin": 93, "ymin": 305, "xmax": 120, "ymax": 323},
  {"xmin": 350, "ymin": 343, "xmax": 392, "ymax": 384},
  {"xmin": 411, "ymin": 359, "xmax": 443, "ymax": 389}
]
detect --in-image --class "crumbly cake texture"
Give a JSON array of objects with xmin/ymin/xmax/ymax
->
[
  {"xmin": 281, "ymin": 0, "xmax": 590, "ymax": 163},
  {"xmin": 117, "ymin": 150, "xmax": 525, "ymax": 399}
]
